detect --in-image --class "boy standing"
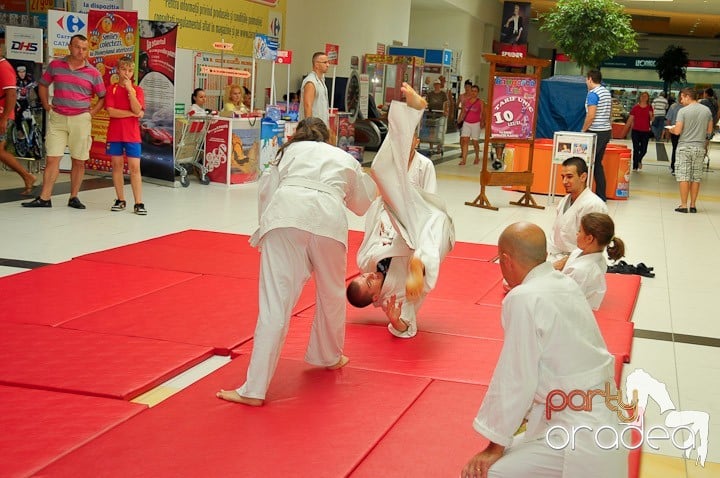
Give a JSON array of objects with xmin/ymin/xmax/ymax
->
[{"xmin": 106, "ymin": 57, "xmax": 146, "ymax": 215}]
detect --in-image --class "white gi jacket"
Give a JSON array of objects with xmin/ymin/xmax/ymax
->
[
  {"xmin": 408, "ymin": 151, "xmax": 437, "ymax": 194},
  {"xmin": 548, "ymin": 188, "xmax": 608, "ymax": 260},
  {"xmin": 562, "ymin": 249, "xmax": 607, "ymax": 310},
  {"xmin": 473, "ymin": 262, "xmax": 624, "ymax": 476},
  {"xmin": 356, "ymin": 101, "xmax": 454, "ymax": 337},
  {"xmin": 251, "ymin": 141, "xmax": 376, "ymax": 248}
]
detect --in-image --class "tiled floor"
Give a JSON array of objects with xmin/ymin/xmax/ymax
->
[{"xmin": 1, "ymin": 136, "xmax": 718, "ymax": 476}]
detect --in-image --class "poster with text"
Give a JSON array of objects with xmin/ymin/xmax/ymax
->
[
  {"xmin": 149, "ymin": 0, "xmax": 286, "ymax": 55},
  {"xmin": 490, "ymin": 76, "xmax": 536, "ymax": 140},
  {"xmin": 138, "ymin": 20, "xmax": 178, "ymax": 183},
  {"xmin": 68, "ymin": 0, "xmax": 123, "ymax": 14},
  {"xmin": 5, "ymin": 26, "xmax": 44, "ymax": 63},
  {"xmin": 86, "ymin": 10, "xmax": 138, "ymax": 173}
]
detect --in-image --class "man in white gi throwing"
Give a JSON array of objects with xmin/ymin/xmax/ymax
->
[
  {"xmin": 345, "ymin": 83, "xmax": 454, "ymax": 338},
  {"xmin": 462, "ymin": 222, "xmax": 627, "ymax": 478}
]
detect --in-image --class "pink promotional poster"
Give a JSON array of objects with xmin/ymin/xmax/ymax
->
[
  {"xmin": 490, "ymin": 76, "xmax": 537, "ymax": 140},
  {"xmin": 86, "ymin": 9, "xmax": 138, "ymax": 172}
]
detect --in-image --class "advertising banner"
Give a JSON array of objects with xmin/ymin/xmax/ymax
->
[
  {"xmin": 205, "ymin": 119, "xmax": 231, "ymax": 184},
  {"xmin": 260, "ymin": 118, "xmax": 284, "ymax": 171},
  {"xmin": 499, "ymin": 1, "xmax": 530, "ymax": 45},
  {"xmin": 47, "ymin": 10, "xmax": 88, "ymax": 58},
  {"xmin": 138, "ymin": 20, "xmax": 179, "ymax": 183},
  {"xmin": 253, "ymin": 34, "xmax": 278, "ymax": 61},
  {"xmin": 490, "ymin": 76, "xmax": 537, "ymax": 140},
  {"xmin": 85, "ymin": 10, "xmax": 138, "ymax": 173},
  {"xmin": 325, "ymin": 43, "xmax": 339, "ymax": 65},
  {"xmin": 68, "ymin": 0, "xmax": 123, "ymax": 14},
  {"xmin": 149, "ymin": 0, "xmax": 286, "ymax": 55},
  {"xmin": 5, "ymin": 27, "xmax": 44, "ymax": 63}
]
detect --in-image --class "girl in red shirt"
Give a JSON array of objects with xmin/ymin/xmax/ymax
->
[{"xmin": 623, "ymin": 91, "xmax": 653, "ymax": 171}]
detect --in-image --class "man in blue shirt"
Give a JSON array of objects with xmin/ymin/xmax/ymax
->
[{"xmin": 581, "ymin": 69, "xmax": 612, "ymax": 202}]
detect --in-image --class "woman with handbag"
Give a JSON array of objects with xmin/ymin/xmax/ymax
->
[
  {"xmin": 217, "ymin": 117, "xmax": 376, "ymax": 406},
  {"xmin": 622, "ymin": 91, "xmax": 654, "ymax": 171},
  {"xmin": 458, "ymin": 85, "xmax": 484, "ymax": 165}
]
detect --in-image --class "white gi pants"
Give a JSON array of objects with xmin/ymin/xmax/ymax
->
[{"xmin": 237, "ymin": 227, "xmax": 347, "ymax": 399}]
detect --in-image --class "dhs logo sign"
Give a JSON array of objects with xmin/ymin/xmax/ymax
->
[
  {"xmin": 57, "ymin": 15, "xmax": 87, "ymax": 33},
  {"xmin": 11, "ymin": 41, "xmax": 39, "ymax": 53}
]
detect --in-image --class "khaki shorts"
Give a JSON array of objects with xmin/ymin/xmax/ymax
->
[{"xmin": 45, "ymin": 110, "xmax": 93, "ymax": 160}]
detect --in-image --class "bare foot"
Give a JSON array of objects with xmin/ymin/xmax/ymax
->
[
  {"xmin": 473, "ymin": 158, "xmax": 480, "ymax": 165},
  {"xmin": 400, "ymin": 82, "xmax": 427, "ymax": 111},
  {"xmin": 21, "ymin": 174, "xmax": 36, "ymax": 195},
  {"xmin": 406, "ymin": 256, "xmax": 425, "ymax": 301},
  {"xmin": 216, "ymin": 389, "xmax": 264, "ymax": 406},
  {"xmin": 326, "ymin": 355, "xmax": 349, "ymax": 370},
  {"xmin": 459, "ymin": 160, "xmax": 467, "ymax": 166}
]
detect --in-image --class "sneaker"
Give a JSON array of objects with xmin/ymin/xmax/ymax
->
[
  {"xmin": 21, "ymin": 196, "xmax": 52, "ymax": 208},
  {"xmin": 111, "ymin": 199, "xmax": 126, "ymax": 211},
  {"xmin": 67, "ymin": 197, "xmax": 86, "ymax": 209},
  {"xmin": 134, "ymin": 203, "xmax": 147, "ymax": 215}
]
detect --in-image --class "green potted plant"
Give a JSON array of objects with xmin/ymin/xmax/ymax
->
[{"xmin": 540, "ymin": 0, "xmax": 638, "ymax": 72}]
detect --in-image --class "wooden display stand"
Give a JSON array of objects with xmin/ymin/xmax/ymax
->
[{"xmin": 466, "ymin": 54, "xmax": 550, "ymax": 211}]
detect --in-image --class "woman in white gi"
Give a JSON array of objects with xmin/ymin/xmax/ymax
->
[
  {"xmin": 217, "ymin": 117, "xmax": 376, "ymax": 406},
  {"xmin": 556, "ymin": 212, "xmax": 625, "ymax": 310}
]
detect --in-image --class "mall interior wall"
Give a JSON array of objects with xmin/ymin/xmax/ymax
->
[{"xmin": 285, "ymin": 0, "xmax": 412, "ymax": 90}]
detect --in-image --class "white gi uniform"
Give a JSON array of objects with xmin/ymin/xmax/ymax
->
[
  {"xmin": 356, "ymin": 101, "xmax": 455, "ymax": 338},
  {"xmin": 408, "ymin": 150, "xmax": 437, "ymax": 194},
  {"xmin": 562, "ymin": 249, "xmax": 607, "ymax": 310},
  {"xmin": 472, "ymin": 262, "xmax": 627, "ymax": 477},
  {"xmin": 239, "ymin": 141, "xmax": 376, "ymax": 400},
  {"xmin": 548, "ymin": 188, "xmax": 607, "ymax": 262},
  {"xmin": 299, "ymin": 71, "xmax": 329, "ymax": 127}
]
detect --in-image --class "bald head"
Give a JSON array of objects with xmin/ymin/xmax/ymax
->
[
  {"xmin": 499, "ymin": 222, "xmax": 547, "ymax": 266},
  {"xmin": 498, "ymin": 222, "xmax": 547, "ymax": 286}
]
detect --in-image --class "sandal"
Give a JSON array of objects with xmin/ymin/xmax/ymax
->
[{"xmin": 635, "ymin": 263, "xmax": 655, "ymax": 278}]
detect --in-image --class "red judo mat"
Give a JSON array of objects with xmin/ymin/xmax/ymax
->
[
  {"xmin": 0, "ymin": 385, "xmax": 145, "ymax": 478},
  {"xmin": 34, "ymin": 355, "xmax": 432, "ymax": 477},
  {"xmin": 0, "ymin": 259, "xmax": 197, "ymax": 327},
  {"xmin": 236, "ymin": 321, "xmax": 505, "ymax": 386},
  {"xmin": 77, "ymin": 229, "xmax": 366, "ymax": 280},
  {"xmin": 447, "ymin": 241, "xmax": 499, "ymax": 262},
  {"xmin": 430, "ymin": 257, "xmax": 504, "ymax": 302},
  {"xmin": 350, "ymin": 380, "xmax": 490, "ymax": 477},
  {"xmin": 61, "ymin": 275, "xmax": 261, "ymax": 354},
  {"xmin": 594, "ymin": 273, "xmax": 641, "ymax": 322},
  {"xmin": 0, "ymin": 322, "xmax": 213, "ymax": 400},
  {"xmin": 300, "ymin": 298, "xmax": 504, "ymax": 340}
]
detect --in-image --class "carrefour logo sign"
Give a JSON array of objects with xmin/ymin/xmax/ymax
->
[{"xmin": 56, "ymin": 14, "xmax": 86, "ymax": 33}]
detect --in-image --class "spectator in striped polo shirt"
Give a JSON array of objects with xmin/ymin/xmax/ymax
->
[
  {"xmin": 581, "ymin": 69, "xmax": 611, "ymax": 202},
  {"xmin": 22, "ymin": 34, "xmax": 106, "ymax": 209}
]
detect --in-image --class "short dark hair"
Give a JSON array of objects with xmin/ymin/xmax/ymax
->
[
  {"xmin": 680, "ymin": 87, "xmax": 697, "ymax": 100},
  {"xmin": 312, "ymin": 51, "xmax": 326, "ymax": 63},
  {"xmin": 346, "ymin": 280, "xmax": 372, "ymax": 308},
  {"xmin": 562, "ymin": 156, "xmax": 588, "ymax": 175},
  {"xmin": 70, "ymin": 34, "xmax": 87, "ymax": 44},
  {"xmin": 586, "ymin": 69, "xmax": 602, "ymax": 84},
  {"xmin": 471, "ymin": 85, "xmax": 480, "ymax": 92},
  {"xmin": 464, "ymin": 79, "xmax": 473, "ymax": 86}
]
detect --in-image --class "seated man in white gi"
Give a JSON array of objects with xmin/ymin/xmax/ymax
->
[
  {"xmin": 462, "ymin": 222, "xmax": 627, "ymax": 478},
  {"xmin": 346, "ymin": 83, "xmax": 454, "ymax": 338},
  {"xmin": 548, "ymin": 156, "xmax": 607, "ymax": 269}
]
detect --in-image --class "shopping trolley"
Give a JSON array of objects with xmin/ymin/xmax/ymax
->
[
  {"xmin": 174, "ymin": 115, "xmax": 212, "ymax": 187},
  {"xmin": 418, "ymin": 110, "xmax": 446, "ymax": 157}
]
